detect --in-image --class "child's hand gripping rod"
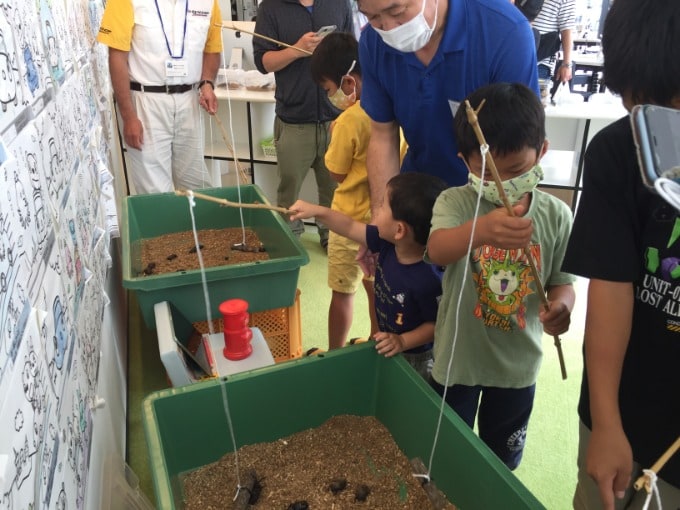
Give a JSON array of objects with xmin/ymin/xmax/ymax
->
[{"xmin": 465, "ymin": 99, "xmax": 568, "ymax": 380}]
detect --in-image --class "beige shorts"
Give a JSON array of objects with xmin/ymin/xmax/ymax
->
[{"xmin": 327, "ymin": 231, "xmax": 373, "ymax": 294}]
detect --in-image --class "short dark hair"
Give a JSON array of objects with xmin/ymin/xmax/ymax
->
[
  {"xmin": 387, "ymin": 173, "xmax": 448, "ymax": 246},
  {"xmin": 310, "ymin": 32, "xmax": 361, "ymax": 86},
  {"xmin": 454, "ymin": 82, "xmax": 545, "ymax": 160},
  {"xmin": 602, "ymin": 0, "xmax": 680, "ymax": 106}
]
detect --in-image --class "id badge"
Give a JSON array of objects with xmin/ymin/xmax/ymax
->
[{"xmin": 165, "ymin": 59, "xmax": 188, "ymax": 78}]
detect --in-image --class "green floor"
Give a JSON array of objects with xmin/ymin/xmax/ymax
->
[{"xmin": 127, "ymin": 228, "xmax": 586, "ymax": 509}]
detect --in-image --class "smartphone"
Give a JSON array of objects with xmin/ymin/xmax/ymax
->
[
  {"xmin": 315, "ymin": 25, "xmax": 337, "ymax": 38},
  {"xmin": 631, "ymin": 104, "xmax": 680, "ymax": 188},
  {"xmin": 167, "ymin": 302, "xmax": 215, "ymax": 378}
]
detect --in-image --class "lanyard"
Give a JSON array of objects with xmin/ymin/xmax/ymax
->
[{"xmin": 153, "ymin": 0, "xmax": 188, "ymax": 59}]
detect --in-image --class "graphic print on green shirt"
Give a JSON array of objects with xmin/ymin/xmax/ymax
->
[{"xmin": 471, "ymin": 244, "xmax": 541, "ymax": 331}]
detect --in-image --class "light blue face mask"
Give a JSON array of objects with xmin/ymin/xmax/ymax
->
[{"xmin": 468, "ymin": 164, "xmax": 544, "ymax": 206}]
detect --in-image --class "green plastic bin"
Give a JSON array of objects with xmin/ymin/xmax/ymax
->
[
  {"xmin": 142, "ymin": 344, "xmax": 544, "ymax": 509},
  {"xmin": 122, "ymin": 185, "xmax": 309, "ymax": 328}
]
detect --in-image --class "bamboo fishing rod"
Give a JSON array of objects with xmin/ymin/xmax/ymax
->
[
  {"xmin": 634, "ymin": 436, "xmax": 680, "ymax": 493},
  {"xmin": 175, "ymin": 189, "xmax": 293, "ymax": 215},
  {"xmin": 464, "ymin": 99, "xmax": 568, "ymax": 380},
  {"xmin": 216, "ymin": 23, "xmax": 313, "ymax": 55}
]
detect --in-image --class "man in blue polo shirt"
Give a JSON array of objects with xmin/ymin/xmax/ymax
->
[{"xmin": 358, "ymin": 0, "xmax": 539, "ymax": 207}]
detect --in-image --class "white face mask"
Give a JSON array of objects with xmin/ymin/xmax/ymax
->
[
  {"xmin": 327, "ymin": 60, "xmax": 357, "ymax": 111},
  {"xmin": 374, "ymin": 0, "xmax": 438, "ymax": 53},
  {"xmin": 468, "ymin": 164, "xmax": 544, "ymax": 206}
]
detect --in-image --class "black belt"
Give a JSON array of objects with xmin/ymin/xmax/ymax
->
[{"xmin": 130, "ymin": 82, "xmax": 195, "ymax": 94}]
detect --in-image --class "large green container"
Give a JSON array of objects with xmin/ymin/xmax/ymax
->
[
  {"xmin": 142, "ymin": 344, "xmax": 544, "ymax": 509},
  {"xmin": 122, "ymin": 185, "xmax": 309, "ymax": 328}
]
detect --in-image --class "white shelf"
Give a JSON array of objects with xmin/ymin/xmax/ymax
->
[
  {"xmin": 214, "ymin": 86, "xmax": 275, "ymax": 104},
  {"xmin": 540, "ymin": 150, "xmax": 578, "ymax": 188}
]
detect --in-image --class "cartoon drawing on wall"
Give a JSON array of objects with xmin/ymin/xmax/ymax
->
[
  {"xmin": 0, "ymin": 156, "xmax": 31, "ymax": 364},
  {"xmin": 88, "ymin": 0, "xmax": 104, "ymax": 43},
  {"xmin": 0, "ymin": 6, "xmax": 29, "ymax": 134},
  {"xmin": 91, "ymin": 226, "xmax": 111, "ymax": 286},
  {"xmin": 6, "ymin": 121, "xmax": 54, "ymax": 270},
  {"xmin": 78, "ymin": 62, "xmax": 99, "ymax": 131},
  {"xmin": 2, "ymin": 1, "xmax": 48, "ymax": 108},
  {"xmin": 0, "ymin": 28, "xmax": 18, "ymax": 111},
  {"xmin": 9, "ymin": 148, "xmax": 51, "ymax": 270},
  {"xmin": 27, "ymin": 105, "xmax": 69, "ymax": 211},
  {"xmin": 43, "ymin": 0, "xmax": 77, "ymax": 79},
  {"xmin": 42, "ymin": 14, "xmax": 64, "ymax": 87},
  {"xmin": 65, "ymin": 0, "xmax": 91, "ymax": 61},
  {"xmin": 60, "ymin": 381, "xmax": 92, "ymax": 508},
  {"xmin": 75, "ymin": 267, "xmax": 105, "ymax": 402},
  {"xmin": 52, "ymin": 83, "xmax": 80, "ymax": 175},
  {"xmin": 60, "ymin": 71, "xmax": 95, "ymax": 150},
  {"xmin": 72, "ymin": 147, "xmax": 101, "ymax": 264},
  {"xmin": 0, "ymin": 307, "xmax": 54, "ymax": 509},
  {"xmin": 36, "ymin": 404, "xmax": 61, "ymax": 509},
  {"xmin": 36, "ymin": 258, "xmax": 75, "ymax": 414},
  {"xmin": 28, "ymin": 147, "xmax": 51, "ymax": 254},
  {"xmin": 90, "ymin": 41, "xmax": 111, "ymax": 104},
  {"xmin": 55, "ymin": 179, "xmax": 88, "ymax": 318}
]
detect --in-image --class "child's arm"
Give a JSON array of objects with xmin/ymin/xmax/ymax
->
[
  {"xmin": 584, "ymin": 279, "xmax": 635, "ymax": 509},
  {"xmin": 328, "ymin": 170, "xmax": 346, "ymax": 184},
  {"xmin": 427, "ymin": 203, "xmax": 533, "ymax": 266},
  {"xmin": 539, "ymin": 283, "xmax": 576, "ymax": 335},
  {"xmin": 372, "ymin": 322, "xmax": 435, "ymax": 358},
  {"xmin": 289, "ymin": 200, "xmax": 366, "ymax": 245}
]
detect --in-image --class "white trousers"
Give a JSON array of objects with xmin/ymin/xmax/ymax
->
[{"xmin": 122, "ymin": 90, "xmax": 217, "ymax": 194}]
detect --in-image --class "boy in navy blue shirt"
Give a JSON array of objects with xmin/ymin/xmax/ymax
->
[{"xmin": 290, "ymin": 172, "xmax": 447, "ymax": 379}]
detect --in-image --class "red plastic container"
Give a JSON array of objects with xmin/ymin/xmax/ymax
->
[{"xmin": 219, "ymin": 299, "xmax": 253, "ymax": 360}]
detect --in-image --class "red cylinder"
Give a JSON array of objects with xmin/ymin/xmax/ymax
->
[{"xmin": 219, "ymin": 299, "xmax": 253, "ymax": 360}]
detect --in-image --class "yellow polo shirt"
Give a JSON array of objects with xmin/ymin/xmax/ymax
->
[{"xmin": 97, "ymin": 0, "xmax": 222, "ymax": 85}]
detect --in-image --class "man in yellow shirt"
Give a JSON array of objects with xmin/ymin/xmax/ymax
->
[{"xmin": 98, "ymin": 0, "xmax": 222, "ymax": 194}]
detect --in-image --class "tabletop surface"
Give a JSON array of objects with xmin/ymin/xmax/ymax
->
[
  {"xmin": 545, "ymin": 99, "xmax": 627, "ymax": 120},
  {"xmin": 215, "ymin": 85, "xmax": 276, "ymax": 103}
]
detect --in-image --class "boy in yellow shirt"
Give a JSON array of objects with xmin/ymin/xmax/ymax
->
[{"xmin": 310, "ymin": 32, "xmax": 378, "ymax": 349}]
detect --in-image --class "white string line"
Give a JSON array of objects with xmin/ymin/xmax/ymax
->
[
  {"xmin": 221, "ymin": 74, "xmax": 248, "ymax": 246},
  {"xmin": 641, "ymin": 469, "xmax": 662, "ymax": 510},
  {"xmin": 425, "ymin": 144, "xmax": 488, "ymax": 478},
  {"xmin": 184, "ymin": 190, "xmax": 244, "ymax": 493},
  {"xmin": 186, "ymin": 191, "xmax": 214, "ymax": 331}
]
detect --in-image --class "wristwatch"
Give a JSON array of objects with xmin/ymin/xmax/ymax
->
[{"xmin": 560, "ymin": 62, "xmax": 572, "ymax": 69}]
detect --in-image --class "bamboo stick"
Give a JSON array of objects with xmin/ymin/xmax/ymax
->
[
  {"xmin": 464, "ymin": 99, "xmax": 568, "ymax": 380},
  {"xmin": 210, "ymin": 113, "xmax": 250, "ymax": 184},
  {"xmin": 175, "ymin": 189, "xmax": 293, "ymax": 215},
  {"xmin": 217, "ymin": 23, "xmax": 313, "ymax": 55},
  {"xmin": 634, "ymin": 436, "xmax": 680, "ymax": 492}
]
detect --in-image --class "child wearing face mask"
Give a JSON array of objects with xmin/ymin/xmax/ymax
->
[
  {"xmin": 290, "ymin": 172, "xmax": 448, "ymax": 380},
  {"xmin": 426, "ymin": 82, "xmax": 575, "ymax": 471},
  {"xmin": 309, "ymin": 32, "xmax": 379, "ymax": 350}
]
